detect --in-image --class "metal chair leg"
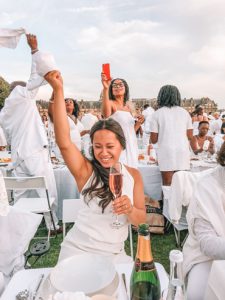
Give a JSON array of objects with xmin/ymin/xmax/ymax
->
[
  {"xmin": 173, "ymin": 227, "xmax": 181, "ymax": 248},
  {"xmin": 129, "ymin": 225, "xmax": 134, "ymax": 260}
]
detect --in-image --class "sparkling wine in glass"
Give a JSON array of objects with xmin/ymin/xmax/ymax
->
[{"xmin": 109, "ymin": 162, "xmax": 123, "ymax": 229}]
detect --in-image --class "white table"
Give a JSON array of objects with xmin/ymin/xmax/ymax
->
[
  {"xmin": 138, "ymin": 164, "xmax": 162, "ymax": 200},
  {"xmin": 205, "ymin": 260, "xmax": 225, "ymax": 300},
  {"xmin": 1, "ymin": 262, "xmax": 168, "ymax": 299}
]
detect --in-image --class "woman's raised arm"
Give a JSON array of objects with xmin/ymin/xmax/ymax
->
[
  {"xmin": 44, "ymin": 71, "xmax": 92, "ymax": 191},
  {"xmin": 101, "ymin": 73, "xmax": 113, "ymax": 118}
]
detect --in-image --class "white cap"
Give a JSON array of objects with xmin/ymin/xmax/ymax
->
[{"xmin": 169, "ymin": 250, "xmax": 183, "ymax": 263}]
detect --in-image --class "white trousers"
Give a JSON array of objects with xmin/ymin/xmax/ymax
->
[{"xmin": 186, "ymin": 261, "xmax": 212, "ymax": 300}]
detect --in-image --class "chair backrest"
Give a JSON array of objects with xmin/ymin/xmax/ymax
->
[
  {"xmin": 4, "ymin": 176, "xmax": 47, "ymax": 190},
  {"xmin": 62, "ymin": 199, "xmax": 82, "ymax": 237}
]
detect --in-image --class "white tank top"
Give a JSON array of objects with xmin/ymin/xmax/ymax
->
[{"xmin": 63, "ymin": 164, "xmax": 134, "ymax": 254}]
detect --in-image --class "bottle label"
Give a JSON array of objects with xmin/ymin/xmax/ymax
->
[{"xmin": 135, "ymin": 258, "xmax": 155, "ymax": 272}]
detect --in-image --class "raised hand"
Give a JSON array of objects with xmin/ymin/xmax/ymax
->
[
  {"xmin": 44, "ymin": 71, "xmax": 63, "ymax": 91},
  {"xmin": 26, "ymin": 34, "xmax": 38, "ymax": 51},
  {"xmin": 101, "ymin": 72, "xmax": 111, "ymax": 90}
]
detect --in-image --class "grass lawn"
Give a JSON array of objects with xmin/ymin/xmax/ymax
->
[{"xmin": 29, "ymin": 224, "xmax": 187, "ymax": 273}]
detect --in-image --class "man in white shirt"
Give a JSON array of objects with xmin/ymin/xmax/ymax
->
[
  {"xmin": 141, "ymin": 104, "xmax": 155, "ymax": 145},
  {"xmin": 0, "ymin": 34, "xmax": 59, "ymax": 231}
]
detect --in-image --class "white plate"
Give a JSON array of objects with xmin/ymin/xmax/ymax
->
[{"xmin": 50, "ymin": 254, "xmax": 116, "ymax": 295}]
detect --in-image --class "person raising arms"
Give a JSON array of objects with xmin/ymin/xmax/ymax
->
[{"xmin": 44, "ymin": 71, "xmax": 146, "ymax": 262}]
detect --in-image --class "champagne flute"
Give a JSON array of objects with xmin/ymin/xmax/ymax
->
[{"xmin": 109, "ymin": 162, "xmax": 123, "ymax": 229}]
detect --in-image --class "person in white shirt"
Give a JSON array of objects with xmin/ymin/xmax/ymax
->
[
  {"xmin": 183, "ymin": 142, "xmax": 225, "ymax": 300},
  {"xmin": 150, "ymin": 85, "xmax": 193, "ymax": 185},
  {"xmin": 142, "ymin": 104, "xmax": 155, "ymax": 129},
  {"xmin": 0, "ymin": 34, "xmax": 59, "ymax": 231},
  {"xmin": 48, "ymin": 97, "xmax": 82, "ymax": 153},
  {"xmin": 142, "ymin": 104, "xmax": 155, "ymax": 146}
]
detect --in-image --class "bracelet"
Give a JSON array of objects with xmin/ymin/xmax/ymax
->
[{"xmin": 31, "ymin": 49, "xmax": 38, "ymax": 54}]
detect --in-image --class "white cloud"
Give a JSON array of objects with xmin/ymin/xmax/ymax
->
[
  {"xmin": 0, "ymin": 12, "xmax": 27, "ymax": 26},
  {"xmin": 1, "ymin": 0, "xmax": 225, "ymax": 108},
  {"xmin": 64, "ymin": 6, "xmax": 106, "ymax": 13},
  {"xmin": 189, "ymin": 35, "xmax": 225, "ymax": 69}
]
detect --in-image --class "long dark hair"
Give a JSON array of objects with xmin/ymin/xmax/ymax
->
[
  {"xmin": 157, "ymin": 85, "xmax": 181, "ymax": 108},
  {"xmin": 191, "ymin": 105, "xmax": 204, "ymax": 117},
  {"xmin": 65, "ymin": 98, "xmax": 80, "ymax": 118},
  {"xmin": 108, "ymin": 78, "xmax": 130, "ymax": 104},
  {"xmin": 217, "ymin": 141, "xmax": 225, "ymax": 166},
  {"xmin": 221, "ymin": 123, "xmax": 225, "ymax": 134},
  {"xmin": 82, "ymin": 118, "xmax": 126, "ymax": 213}
]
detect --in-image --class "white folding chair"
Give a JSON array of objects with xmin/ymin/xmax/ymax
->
[
  {"xmin": 62, "ymin": 198, "xmax": 82, "ymax": 238},
  {"xmin": 162, "ymin": 185, "xmax": 188, "ymax": 247},
  {"xmin": 3, "ymin": 176, "xmax": 57, "ymax": 238},
  {"xmin": 62, "ymin": 198, "xmax": 134, "ymax": 260}
]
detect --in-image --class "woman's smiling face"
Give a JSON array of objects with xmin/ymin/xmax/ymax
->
[{"xmin": 92, "ymin": 129, "xmax": 123, "ymax": 168}]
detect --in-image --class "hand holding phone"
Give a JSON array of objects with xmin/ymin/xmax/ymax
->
[{"xmin": 102, "ymin": 63, "xmax": 111, "ymax": 81}]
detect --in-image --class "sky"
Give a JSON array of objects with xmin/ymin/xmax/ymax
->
[{"xmin": 1, "ymin": 0, "xmax": 225, "ymax": 108}]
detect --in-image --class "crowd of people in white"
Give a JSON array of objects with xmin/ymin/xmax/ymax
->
[{"xmin": 0, "ymin": 30, "xmax": 225, "ymax": 300}]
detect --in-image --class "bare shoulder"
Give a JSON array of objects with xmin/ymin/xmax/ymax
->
[{"xmin": 125, "ymin": 165, "xmax": 142, "ymax": 182}]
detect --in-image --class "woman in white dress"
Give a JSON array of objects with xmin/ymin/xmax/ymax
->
[
  {"xmin": 101, "ymin": 74, "xmax": 144, "ymax": 168},
  {"xmin": 150, "ymin": 85, "xmax": 193, "ymax": 185},
  {"xmin": 48, "ymin": 97, "xmax": 82, "ymax": 154},
  {"xmin": 183, "ymin": 142, "xmax": 225, "ymax": 299},
  {"xmin": 45, "ymin": 71, "xmax": 146, "ymax": 261}
]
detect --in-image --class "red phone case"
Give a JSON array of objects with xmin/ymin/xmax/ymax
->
[{"xmin": 102, "ymin": 63, "xmax": 111, "ymax": 80}]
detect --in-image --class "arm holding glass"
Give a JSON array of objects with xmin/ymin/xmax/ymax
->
[{"xmin": 112, "ymin": 166, "xmax": 146, "ymax": 227}]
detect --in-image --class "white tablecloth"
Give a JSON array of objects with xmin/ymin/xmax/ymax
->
[
  {"xmin": 1, "ymin": 262, "xmax": 168, "ymax": 299},
  {"xmin": 138, "ymin": 164, "xmax": 162, "ymax": 200},
  {"xmin": 205, "ymin": 260, "xmax": 225, "ymax": 300}
]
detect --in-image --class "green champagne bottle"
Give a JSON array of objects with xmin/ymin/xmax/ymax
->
[{"xmin": 130, "ymin": 223, "xmax": 161, "ymax": 300}]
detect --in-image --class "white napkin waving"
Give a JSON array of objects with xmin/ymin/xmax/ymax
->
[
  {"xmin": 48, "ymin": 291, "xmax": 91, "ymax": 300},
  {"xmin": 0, "ymin": 28, "xmax": 26, "ymax": 48}
]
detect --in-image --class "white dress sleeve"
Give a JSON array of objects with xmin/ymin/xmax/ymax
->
[{"xmin": 194, "ymin": 218, "xmax": 225, "ymax": 259}]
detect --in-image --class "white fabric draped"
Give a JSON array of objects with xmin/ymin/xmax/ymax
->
[
  {"xmin": 0, "ymin": 206, "xmax": 42, "ymax": 285},
  {"xmin": 0, "ymin": 28, "xmax": 26, "ymax": 49},
  {"xmin": 183, "ymin": 165, "xmax": 225, "ymax": 277}
]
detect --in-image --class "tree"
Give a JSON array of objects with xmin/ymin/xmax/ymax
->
[{"xmin": 0, "ymin": 76, "xmax": 10, "ymax": 108}]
